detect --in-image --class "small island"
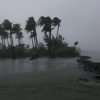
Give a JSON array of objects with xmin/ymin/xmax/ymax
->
[{"xmin": 0, "ymin": 16, "xmax": 79, "ymax": 59}]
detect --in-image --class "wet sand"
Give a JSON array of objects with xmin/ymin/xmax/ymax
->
[{"xmin": 0, "ymin": 58, "xmax": 100, "ymax": 100}]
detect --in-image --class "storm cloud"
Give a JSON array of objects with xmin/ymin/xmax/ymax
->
[{"xmin": 0, "ymin": 0, "xmax": 100, "ymax": 51}]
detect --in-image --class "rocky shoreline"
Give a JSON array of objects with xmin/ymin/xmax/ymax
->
[{"xmin": 77, "ymin": 55, "xmax": 100, "ymax": 80}]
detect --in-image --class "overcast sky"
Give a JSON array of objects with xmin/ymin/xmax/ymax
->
[{"xmin": 0, "ymin": 0, "xmax": 100, "ymax": 51}]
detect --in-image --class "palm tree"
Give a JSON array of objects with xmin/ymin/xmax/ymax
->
[
  {"xmin": 0, "ymin": 25, "xmax": 4, "ymax": 47},
  {"xmin": 25, "ymin": 17, "xmax": 38, "ymax": 58},
  {"xmin": 16, "ymin": 31, "xmax": 24, "ymax": 45},
  {"xmin": 53, "ymin": 17, "xmax": 61, "ymax": 37},
  {"xmin": 5, "ymin": 31, "xmax": 9, "ymax": 47},
  {"xmin": 2, "ymin": 19, "xmax": 13, "ymax": 47},
  {"xmin": 38, "ymin": 16, "xmax": 53, "ymax": 57},
  {"xmin": 1, "ymin": 31, "xmax": 9, "ymax": 47},
  {"xmin": 12, "ymin": 24, "xmax": 23, "ymax": 46},
  {"xmin": 0, "ymin": 25, "xmax": 9, "ymax": 57},
  {"xmin": 2, "ymin": 19, "xmax": 16, "ymax": 58}
]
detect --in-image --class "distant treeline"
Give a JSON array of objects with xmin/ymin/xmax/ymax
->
[{"xmin": 0, "ymin": 16, "xmax": 80, "ymax": 59}]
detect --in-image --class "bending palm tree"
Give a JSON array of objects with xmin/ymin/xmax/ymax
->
[
  {"xmin": 0, "ymin": 25, "xmax": 9, "ymax": 57},
  {"xmin": 12, "ymin": 24, "xmax": 23, "ymax": 46},
  {"xmin": 38, "ymin": 16, "xmax": 53, "ymax": 57},
  {"xmin": 53, "ymin": 17, "xmax": 61, "ymax": 37},
  {"xmin": 2, "ymin": 19, "xmax": 15, "ymax": 58},
  {"xmin": 2, "ymin": 19, "xmax": 13, "ymax": 47},
  {"xmin": 25, "ymin": 17, "xmax": 38, "ymax": 58}
]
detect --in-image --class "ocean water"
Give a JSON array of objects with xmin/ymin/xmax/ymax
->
[
  {"xmin": 0, "ymin": 58, "xmax": 78, "ymax": 75},
  {"xmin": 0, "ymin": 55, "xmax": 99, "ymax": 99},
  {"xmin": 81, "ymin": 51, "xmax": 100, "ymax": 62}
]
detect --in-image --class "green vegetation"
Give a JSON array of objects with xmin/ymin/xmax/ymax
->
[{"xmin": 0, "ymin": 16, "xmax": 80, "ymax": 59}]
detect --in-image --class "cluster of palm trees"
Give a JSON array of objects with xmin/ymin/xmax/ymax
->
[
  {"xmin": 38, "ymin": 16, "xmax": 61, "ymax": 56},
  {"xmin": 0, "ymin": 20, "xmax": 24, "ymax": 48},
  {"xmin": 0, "ymin": 16, "xmax": 61, "ymax": 58}
]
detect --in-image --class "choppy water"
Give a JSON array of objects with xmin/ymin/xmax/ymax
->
[
  {"xmin": 0, "ymin": 58, "xmax": 78, "ymax": 75},
  {"xmin": 0, "ymin": 57, "xmax": 99, "ymax": 100}
]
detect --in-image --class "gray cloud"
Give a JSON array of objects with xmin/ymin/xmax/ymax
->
[{"xmin": 0, "ymin": 0, "xmax": 100, "ymax": 50}]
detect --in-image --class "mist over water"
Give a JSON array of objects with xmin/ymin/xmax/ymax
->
[{"xmin": 81, "ymin": 50, "xmax": 100, "ymax": 62}]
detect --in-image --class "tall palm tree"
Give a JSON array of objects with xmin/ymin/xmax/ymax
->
[
  {"xmin": 5, "ymin": 31, "xmax": 9, "ymax": 47},
  {"xmin": 0, "ymin": 25, "xmax": 9, "ymax": 57},
  {"xmin": 16, "ymin": 31, "xmax": 24, "ymax": 45},
  {"xmin": 0, "ymin": 25, "xmax": 9, "ymax": 47},
  {"xmin": 38, "ymin": 16, "xmax": 53, "ymax": 56},
  {"xmin": 0, "ymin": 25, "xmax": 4, "ymax": 47},
  {"xmin": 53, "ymin": 17, "xmax": 61, "ymax": 37},
  {"xmin": 1, "ymin": 31, "xmax": 9, "ymax": 47},
  {"xmin": 2, "ymin": 19, "xmax": 13, "ymax": 47},
  {"xmin": 12, "ymin": 24, "xmax": 23, "ymax": 46},
  {"xmin": 2, "ymin": 19, "xmax": 16, "ymax": 58},
  {"xmin": 25, "ymin": 17, "xmax": 38, "ymax": 58}
]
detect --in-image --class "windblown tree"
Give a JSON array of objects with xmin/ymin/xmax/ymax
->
[
  {"xmin": 0, "ymin": 25, "xmax": 9, "ymax": 57},
  {"xmin": 25, "ymin": 17, "xmax": 38, "ymax": 58},
  {"xmin": 44, "ymin": 34, "xmax": 68, "ymax": 52},
  {"xmin": 2, "ymin": 19, "xmax": 16, "ymax": 58},
  {"xmin": 16, "ymin": 31, "xmax": 23, "ymax": 45},
  {"xmin": 12, "ymin": 24, "xmax": 23, "ymax": 46},
  {"xmin": 0, "ymin": 16, "xmax": 79, "ymax": 59},
  {"xmin": 2, "ymin": 19, "xmax": 13, "ymax": 47},
  {"xmin": 0, "ymin": 25, "xmax": 4, "ymax": 47},
  {"xmin": 52, "ymin": 17, "xmax": 61, "ymax": 37},
  {"xmin": 1, "ymin": 31, "xmax": 9, "ymax": 47},
  {"xmin": 0, "ymin": 25, "xmax": 9, "ymax": 48},
  {"xmin": 38, "ymin": 16, "xmax": 53, "ymax": 57},
  {"xmin": 52, "ymin": 34, "xmax": 68, "ymax": 49},
  {"xmin": 4, "ymin": 31, "xmax": 9, "ymax": 47}
]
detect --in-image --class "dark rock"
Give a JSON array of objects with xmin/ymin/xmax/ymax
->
[
  {"xmin": 94, "ymin": 75, "xmax": 100, "ymax": 80},
  {"xmin": 79, "ymin": 78, "xmax": 89, "ymax": 82},
  {"xmin": 77, "ymin": 55, "xmax": 100, "ymax": 74},
  {"xmin": 79, "ymin": 55, "xmax": 91, "ymax": 59}
]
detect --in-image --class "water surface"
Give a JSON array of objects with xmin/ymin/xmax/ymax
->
[
  {"xmin": 0, "ymin": 58, "xmax": 99, "ymax": 100},
  {"xmin": 0, "ymin": 58, "xmax": 78, "ymax": 75}
]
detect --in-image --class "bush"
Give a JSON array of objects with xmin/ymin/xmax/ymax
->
[{"xmin": 55, "ymin": 47, "xmax": 79, "ymax": 57}]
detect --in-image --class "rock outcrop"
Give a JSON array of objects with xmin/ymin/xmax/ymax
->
[{"xmin": 77, "ymin": 56, "xmax": 100, "ymax": 74}]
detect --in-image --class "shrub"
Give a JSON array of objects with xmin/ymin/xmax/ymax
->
[{"xmin": 55, "ymin": 47, "xmax": 79, "ymax": 57}]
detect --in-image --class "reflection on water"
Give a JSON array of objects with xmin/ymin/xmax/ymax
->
[{"xmin": 0, "ymin": 58, "xmax": 78, "ymax": 74}]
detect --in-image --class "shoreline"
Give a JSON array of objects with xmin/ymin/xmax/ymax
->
[
  {"xmin": 0, "ymin": 57, "xmax": 99, "ymax": 99},
  {"xmin": 77, "ymin": 55, "xmax": 100, "ymax": 83}
]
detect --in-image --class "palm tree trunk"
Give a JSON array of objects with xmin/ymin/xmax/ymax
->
[
  {"xmin": 49, "ymin": 31, "xmax": 52, "ymax": 57},
  {"xmin": 32, "ymin": 37, "xmax": 34, "ymax": 48},
  {"xmin": 4, "ymin": 39, "xmax": 5, "ymax": 47},
  {"xmin": 18, "ymin": 38, "xmax": 21, "ymax": 46},
  {"xmin": 56, "ymin": 25, "xmax": 59, "ymax": 38},
  {"xmin": 11, "ymin": 35, "xmax": 14, "ymax": 47},
  {"xmin": 1, "ymin": 38, "xmax": 4, "ymax": 57},
  {"xmin": 31, "ymin": 37, "xmax": 35, "ymax": 59},
  {"xmin": 35, "ymin": 36, "xmax": 38, "ymax": 49},
  {"xmin": 34, "ymin": 30, "xmax": 38, "ymax": 49},
  {"xmin": 10, "ymin": 34, "xmax": 12, "ymax": 46},
  {"xmin": 7, "ymin": 37, "xmax": 9, "ymax": 47},
  {"xmin": 10, "ymin": 32, "xmax": 15, "ymax": 59},
  {"xmin": 3, "ymin": 39, "xmax": 6, "ymax": 58},
  {"xmin": 21, "ymin": 38, "xmax": 23, "ymax": 45}
]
